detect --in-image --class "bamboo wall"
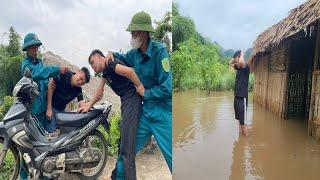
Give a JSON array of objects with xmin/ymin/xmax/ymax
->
[
  {"xmin": 254, "ymin": 22, "xmax": 320, "ymax": 140},
  {"xmin": 308, "ymin": 23, "xmax": 320, "ymax": 140},
  {"xmin": 253, "ymin": 43, "xmax": 288, "ymax": 118},
  {"xmin": 308, "ymin": 71, "xmax": 320, "ymax": 140},
  {"xmin": 253, "ymin": 54, "xmax": 269, "ymax": 107}
]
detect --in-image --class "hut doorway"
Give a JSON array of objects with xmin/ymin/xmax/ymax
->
[{"xmin": 286, "ymin": 35, "xmax": 316, "ymax": 120}]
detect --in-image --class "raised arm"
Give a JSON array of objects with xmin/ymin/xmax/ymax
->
[
  {"xmin": 229, "ymin": 58, "xmax": 236, "ymax": 68},
  {"xmin": 247, "ymin": 55, "xmax": 256, "ymax": 72},
  {"xmin": 89, "ymin": 78, "xmax": 106, "ymax": 107},
  {"xmin": 21, "ymin": 60, "xmax": 68, "ymax": 81},
  {"xmin": 238, "ymin": 51, "xmax": 246, "ymax": 68}
]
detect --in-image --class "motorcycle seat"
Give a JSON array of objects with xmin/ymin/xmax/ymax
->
[{"xmin": 56, "ymin": 109, "xmax": 103, "ymax": 127}]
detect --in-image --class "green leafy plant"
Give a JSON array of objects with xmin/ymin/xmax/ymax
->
[
  {"xmin": 0, "ymin": 96, "xmax": 14, "ymax": 120},
  {"xmin": 0, "ymin": 146, "xmax": 16, "ymax": 180},
  {"xmin": 172, "ymin": 2, "xmax": 254, "ymax": 93},
  {"xmin": 98, "ymin": 113, "xmax": 121, "ymax": 155}
]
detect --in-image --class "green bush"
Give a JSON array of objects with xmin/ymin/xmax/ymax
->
[
  {"xmin": 98, "ymin": 113, "xmax": 121, "ymax": 155},
  {"xmin": 0, "ymin": 26, "xmax": 23, "ymax": 99},
  {"xmin": 0, "ymin": 97, "xmax": 16, "ymax": 178},
  {"xmin": 0, "ymin": 96, "xmax": 15, "ymax": 121},
  {"xmin": 108, "ymin": 113, "xmax": 121, "ymax": 155},
  {"xmin": 0, "ymin": 144, "xmax": 16, "ymax": 180},
  {"xmin": 175, "ymin": 58, "xmax": 255, "ymax": 93},
  {"xmin": 172, "ymin": 3, "xmax": 255, "ymax": 93},
  {"xmin": 215, "ymin": 69, "xmax": 235, "ymax": 91},
  {"xmin": 249, "ymin": 73, "xmax": 255, "ymax": 92},
  {"xmin": 0, "ymin": 55, "xmax": 23, "ymax": 98}
]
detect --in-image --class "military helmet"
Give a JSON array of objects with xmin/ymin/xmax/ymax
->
[
  {"xmin": 126, "ymin": 11, "xmax": 155, "ymax": 32},
  {"xmin": 22, "ymin": 33, "xmax": 42, "ymax": 51}
]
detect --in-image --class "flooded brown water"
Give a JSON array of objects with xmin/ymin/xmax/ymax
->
[{"xmin": 173, "ymin": 90, "xmax": 320, "ymax": 180}]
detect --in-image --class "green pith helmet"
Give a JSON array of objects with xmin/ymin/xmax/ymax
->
[
  {"xmin": 22, "ymin": 33, "xmax": 42, "ymax": 51},
  {"xmin": 126, "ymin": 11, "xmax": 155, "ymax": 32}
]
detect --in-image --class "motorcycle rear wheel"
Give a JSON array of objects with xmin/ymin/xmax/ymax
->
[{"xmin": 78, "ymin": 130, "xmax": 108, "ymax": 180}]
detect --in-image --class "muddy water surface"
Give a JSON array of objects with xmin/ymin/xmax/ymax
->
[{"xmin": 173, "ymin": 90, "xmax": 320, "ymax": 180}]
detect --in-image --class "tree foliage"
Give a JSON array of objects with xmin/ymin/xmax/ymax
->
[
  {"xmin": 172, "ymin": 3, "xmax": 197, "ymax": 51},
  {"xmin": 0, "ymin": 27, "xmax": 23, "ymax": 99},
  {"xmin": 0, "ymin": 96, "xmax": 14, "ymax": 120},
  {"xmin": 172, "ymin": 2, "xmax": 254, "ymax": 93},
  {"xmin": 172, "ymin": 38, "xmax": 236, "ymax": 93},
  {"xmin": 7, "ymin": 26, "xmax": 21, "ymax": 57},
  {"xmin": 152, "ymin": 11, "xmax": 172, "ymax": 52}
]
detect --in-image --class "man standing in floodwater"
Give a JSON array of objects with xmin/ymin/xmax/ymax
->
[{"xmin": 229, "ymin": 50, "xmax": 255, "ymax": 136}]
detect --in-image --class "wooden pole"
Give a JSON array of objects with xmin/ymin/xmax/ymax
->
[{"xmin": 308, "ymin": 22, "xmax": 320, "ymax": 137}]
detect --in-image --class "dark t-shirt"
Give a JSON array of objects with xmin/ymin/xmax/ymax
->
[
  {"xmin": 102, "ymin": 59, "xmax": 135, "ymax": 97},
  {"xmin": 234, "ymin": 63, "xmax": 250, "ymax": 98},
  {"xmin": 52, "ymin": 71, "xmax": 83, "ymax": 111}
]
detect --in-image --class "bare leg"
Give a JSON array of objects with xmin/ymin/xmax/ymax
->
[{"xmin": 241, "ymin": 125, "xmax": 249, "ymax": 137}]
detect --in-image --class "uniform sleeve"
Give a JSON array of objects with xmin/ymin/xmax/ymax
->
[
  {"xmin": 113, "ymin": 51, "xmax": 134, "ymax": 67},
  {"xmin": 21, "ymin": 59, "xmax": 60, "ymax": 81},
  {"xmin": 143, "ymin": 48, "xmax": 172, "ymax": 100}
]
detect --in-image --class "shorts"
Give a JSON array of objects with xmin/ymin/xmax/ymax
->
[{"xmin": 234, "ymin": 96, "xmax": 248, "ymax": 125}]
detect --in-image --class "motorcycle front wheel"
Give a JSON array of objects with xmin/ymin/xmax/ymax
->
[
  {"xmin": 78, "ymin": 130, "xmax": 108, "ymax": 180},
  {"xmin": 0, "ymin": 138, "xmax": 20, "ymax": 180}
]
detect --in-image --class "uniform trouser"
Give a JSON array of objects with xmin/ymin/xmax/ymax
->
[
  {"xmin": 113, "ymin": 101, "xmax": 172, "ymax": 180},
  {"xmin": 19, "ymin": 159, "xmax": 28, "ymax": 180},
  {"xmin": 19, "ymin": 113, "xmax": 46, "ymax": 180},
  {"xmin": 111, "ymin": 92, "xmax": 142, "ymax": 180}
]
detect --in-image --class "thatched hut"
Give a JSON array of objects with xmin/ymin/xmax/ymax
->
[{"xmin": 252, "ymin": 0, "xmax": 320, "ymax": 139}]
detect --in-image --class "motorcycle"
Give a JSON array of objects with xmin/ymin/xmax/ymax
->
[{"xmin": 0, "ymin": 68, "xmax": 111, "ymax": 180}]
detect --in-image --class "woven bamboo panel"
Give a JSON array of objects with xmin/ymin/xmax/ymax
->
[
  {"xmin": 254, "ymin": 47, "xmax": 288, "ymax": 118},
  {"xmin": 309, "ymin": 73, "xmax": 320, "ymax": 139}
]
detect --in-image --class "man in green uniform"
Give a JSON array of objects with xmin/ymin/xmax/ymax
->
[
  {"xmin": 106, "ymin": 11, "xmax": 172, "ymax": 180},
  {"xmin": 19, "ymin": 33, "xmax": 68, "ymax": 179}
]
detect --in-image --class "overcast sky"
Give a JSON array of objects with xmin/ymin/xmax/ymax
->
[
  {"xmin": 176, "ymin": 0, "xmax": 307, "ymax": 51},
  {"xmin": 0, "ymin": 0, "xmax": 171, "ymax": 69}
]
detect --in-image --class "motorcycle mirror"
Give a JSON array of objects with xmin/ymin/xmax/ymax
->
[{"xmin": 23, "ymin": 68, "xmax": 32, "ymax": 78}]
